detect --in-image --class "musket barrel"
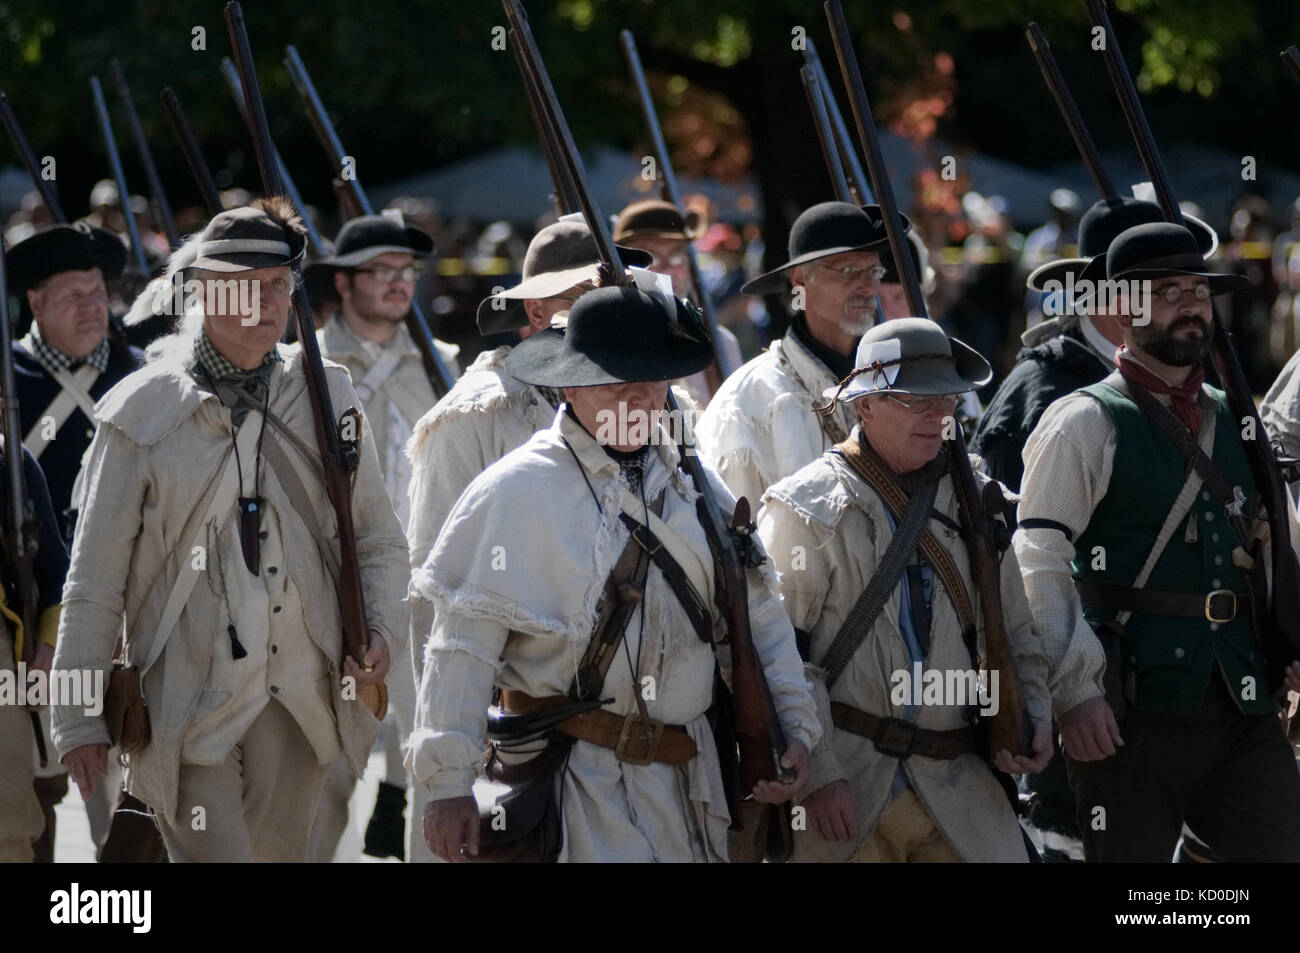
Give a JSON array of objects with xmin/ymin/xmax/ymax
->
[
  {"xmin": 90, "ymin": 75, "xmax": 150, "ymax": 275},
  {"xmin": 1284, "ymin": 46, "xmax": 1300, "ymax": 85},
  {"xmin": 824, "ymin": 0, "xmax": 924, "ymax": 317},
  {"xmin": 160, "ymin": 87, "xmax": 223, "ymax": 216},
  {"xmin": 801, "ymin": 65, "xmax": 852, "ymax": 202},
  {"xmin": 0, "ymin": 92, "xmax": 66, "ymax": 221},
  {"xmin": 110, "ymin": 60, "xmax": 180, "ymax": 247},
  {"xmin": 1025, "ymin": 23, "xmax": 1117, "ymax": 200},
  {"xmin": 804, "ymin": 37, "xmax": 872, "ymax": 204}
]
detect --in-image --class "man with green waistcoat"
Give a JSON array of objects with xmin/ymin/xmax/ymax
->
[{"xmin": 1015, "ymin": 221, "xmax": 1300, "ymax": 862}]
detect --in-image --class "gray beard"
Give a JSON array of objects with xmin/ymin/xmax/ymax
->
[
  {"xmin": 1131, "ymin": 316, "xmax": 1213, "ymax": 367},
  {"xmin": 838, "ymin": 302, "xmax": 877, "ymax": 337}
]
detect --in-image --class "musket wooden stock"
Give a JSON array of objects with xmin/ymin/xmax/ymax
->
[
  {"xmin": 824, "ymin": 0, "xmax": 1033, "ymax": 755},
  {"xmin": 224, "ymin": 1, "xmax": 384, "ymax": 718},
  {"xmin": 1086, "ymin": 0, "xmax": 1300, "ymax": 691}
]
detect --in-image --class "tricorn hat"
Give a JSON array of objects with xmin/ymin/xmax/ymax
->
[
  {"xmin": 1027, "ymin": 196, "xmax": 1218, "ymax": 292},
  {"xmin": 476, "ymin": 220, "xmax": 651, "ymax": 335},
  {"xmin": 1104, "ymin": 221, "xmax": 1245, "ymax": 295},
  {"xmin": 612, "ymin": 199, "xmax": 703, "ymax": 243},
  {"xmin": 6, "ymin": 222, "xmax": 127, "ymax": 294},
  {"xmin": 742, "ymin": 201, "xmax": 906, "ymax": 296},
  {"xmin": 827, "ymin": 317, "xmax": 992, "ymax": 404},
  {"xmin": 504, "ymin": 283, "xmax": 714, "ymax": 388},
  {"xmin": 189, "ymin": 204, "xmax": 308, "ymax": 273}
]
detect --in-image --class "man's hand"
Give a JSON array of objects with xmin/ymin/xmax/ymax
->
[
  {"xmin": 993, "ymin": 719, "xmax": 1053, "ymax": 775},
  {"xmin": 29, "ymin": 644, "xmax": 54, "ymax": 711},
  {"xmin": 63, "ymin": 743, "xmax": 108, "ymax": 799},
  {"xmin": 752, "ymin": 740, "xmax": 810, "ymax": 803},
  {"xmin": 346, "ymin": 630, "xmax": 390, "ymax": 690},
  {"xmin": 1283, "ymin": 660, "xmax": 1300, "ymax": 696},
  {"xmin": 801, "ymin": 779, "xmax": 860, "ymax": 843},
  {"xmin": 423, "ymin": 796, "xmax": 480, "ymax": 863},
  {"xmin": 1058, "ymin": 696, "xmax": 1123, "ymax": 762}
]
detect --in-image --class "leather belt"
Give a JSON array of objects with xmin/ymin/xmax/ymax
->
[
  {"xmin": 1075, "ymin": 580, "xmax": 1249, "ymax": 624},
  {"xmin": 830, "ymin": 702, "xmax": 979, "ymax": 760},
  {"xmin": 499, "ymin": 690, "xmax": 697, "ymax": 766}
]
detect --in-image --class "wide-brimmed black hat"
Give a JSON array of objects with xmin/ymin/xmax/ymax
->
[
  {"xmin": 1105, "ymin": 221, "xmax": 1245, "ymax": 295},
  {"xmin": 190, "ymin": 205, "xmax": 308, "ymax": 273},
  {"xmin": 828, "ymin": 317, "xmax": 992, "ymax": 403},
  {"xmin": 1027, "ymin": 196, "xmax": 1217, "ymax": 292},
  {"xmin": 310, "ymin": 213, "xmax": 435, "ymax": 270},
  {"xmin": 742, "ymin": 201, "xmax": 906, "ymax": 296},
  {"xmin": 504, "ymin": 284, "xmax": 715, "ymax": 388},
  {"xmin": 6, "ymin": 222, "xmax": 127, "ymax": 294},
  {"xmin": 613, "ymin": 199, "xmax": 703, "ymax": 243},
  {"xmin": 476, "ymin": 220, "xmax": 651, "ymax": 335}
]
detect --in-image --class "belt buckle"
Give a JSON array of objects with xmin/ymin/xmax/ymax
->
[
  {"xmin": 631, "ymin": 525, "xmax": 661, "ymax": 556},
  {"xmin": 872, "ymin": 717, "xmax": 918, "ymax": 760},
  {"xmin": 1205, "ymin": 589, "xmax": 1236, "ymax": 623},
  {"xmin": 615, "ymin": 713, "xmax": 664, "ymax": 766}
]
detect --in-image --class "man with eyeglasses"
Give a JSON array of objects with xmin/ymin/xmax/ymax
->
[
  {"xmin": 612, "ymin": 199, "xmax": 743, "ymax": 407},
  {"xmin": 402, "ymin": 215, "xmax": 654, "ymax": 862},
  {"xmin": 51, "ymin": 199, "xmax": 410, "ymax": 862},
  {"xmin": 1015, "ymin": 221, "xmax": 1300, "ymax": 862},
  {"xmin": 758, "ymin": 317, "xmax": 1052, "ymax": 862},
  {"xmin": 307, "ymin": 212, "xmax": 461, "ymax": 862},
  {"xmin": 696, "ymin": 201, "xmax": 897, "ymax": 507}
]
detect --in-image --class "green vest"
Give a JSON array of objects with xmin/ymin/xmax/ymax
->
[{"xmin": 1072, "ymin": 381, "xmax": 1273, "ymax": 714}]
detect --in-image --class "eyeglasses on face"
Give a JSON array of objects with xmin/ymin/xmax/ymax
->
[
  {"xmin": 878, "ymin": 392, "xmax": 961, "ymax": 414},
  {"xmin": 353, "ymin": 265, "xmax": 422, "ymax": 284},
  {"xmin": 1152, "ymin": 281, "xmax": 1211, "ymax": 305},
  {"xmin": 814, "ymin": 262, "xmax": 888, "ymax": 283}
]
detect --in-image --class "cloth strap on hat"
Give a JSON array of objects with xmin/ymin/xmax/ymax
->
[
  {"xmin": 816, "ymin": 352, "xmax": 954, "ymax": 415},
  {"xmin": 1120, "ymin": 252, "xmax": 1207, "ymax": 273},
  {"xmin": 197, "ymin": 238, "xmax": 292, "ymax": 258}
]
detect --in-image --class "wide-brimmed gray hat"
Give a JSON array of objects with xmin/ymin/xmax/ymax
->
[
  {"xmin": 826, "ymin": 317, "xmax": 992, "ymax": 404},
  {"xmin": 476, "ymin": 220, "xmax": 652, "ymax": 334}
]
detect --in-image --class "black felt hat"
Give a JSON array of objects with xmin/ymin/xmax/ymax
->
[
  {"xmin": 190, "ymin": 205, "xmax": 308, "ymax": 273},
  {"xmin": 741, "ymin": 201, "xmax": 906, "ymax": 296},
  {"xmin": 504, "ymin": 284, "xmax": 715, "ymax": 388},
  {"xmin": 6, "ymin": 223, "xmax": 127, "ymax": 293},
  {"xmin": 1027, "ymin": 196, "xmax": 1218, "ymax": 292},
  {"xmin": 1104, "ymin": 221, "xmax": 1245, "ymax": 295}
]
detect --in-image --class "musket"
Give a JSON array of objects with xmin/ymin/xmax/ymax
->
[
  {"xmin": 801, "ymin": 64, "xmax": 853, "ymax": 202},
  {"xmin": 505, "ymin": 0, "xmax": 794, "ymax": 849},
  {"xmin": 1025, "ymin": 24, "xmax": 1116, "ymax": 200},
  {"xmin": 218, "ymin": 55, "xmax": 327, "ymax": 256},
  {"xmin": 824, "ymin": 0, "xmax": 1033, "ymax": 758},
  {"xmin": 803, "ymin": 37, "xmax": 872, "ymax": 205},
  {"xmin": 160, "ymin": 87, "xmax": 224, "ymax": 217},
  {"xmin": 620, "ymin": 29, "xmax": 736, "ymax": 385},
  {"xmin": 0, "ymin": 92, "xmax": 66, "ymax": 221},
  {"xmin": 223, "ymin": 0, "xmax": 384, "ymax": 719},
  {"xmin": 0, "ymin": 221, "xmax": 46, "ymax": 764},
  {"xmin": 282, "ymin": 44, "xmax": 455, "ymax": 398},
  {"xmin": 1085, "ymin": 0, "xmax": 1300, "ymax": 690},
  {"xmin": 1283, "ymin": 45, "xmax": 1300, "ymax": 86},
  {"xmin": 505, "ymin": 37, "xmax": 578, "ymax": 216},
  {"xmin": 110, "ymin": 61, "xmax": 180, "ymax": 248},
  {"xmin": 90, "ymin": 76, "xmax": 150, "ymax": 276}
]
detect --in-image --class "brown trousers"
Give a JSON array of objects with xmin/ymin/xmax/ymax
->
[{"xmin": 855, "ymin": 789, "xmax": 963, "ymax": 863}]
